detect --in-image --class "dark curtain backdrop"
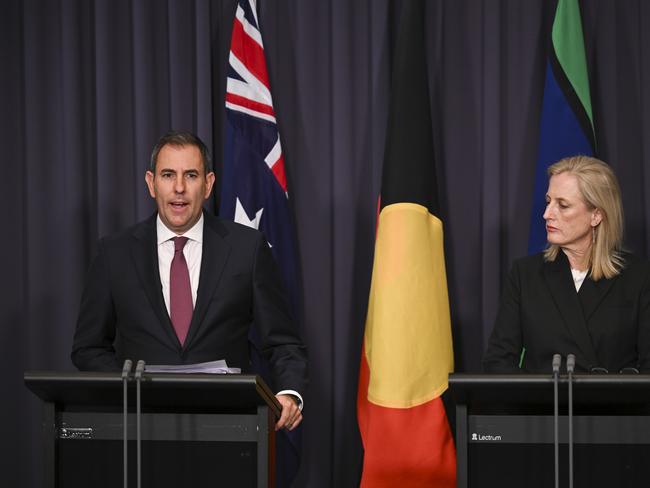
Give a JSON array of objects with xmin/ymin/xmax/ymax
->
[{"xmin": 4, "ymin": 1, "xmax": 650, "ymax": 486}]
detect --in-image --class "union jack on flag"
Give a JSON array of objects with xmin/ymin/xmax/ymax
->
[
  {"xmin": 220, "ymin": 0, "xmax": 296, "ymax": 279},
  {"xmin": 219, "ymin": 0, "xmax": 302, "ymax": 485}
]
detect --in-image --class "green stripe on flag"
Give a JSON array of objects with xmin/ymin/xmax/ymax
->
[{"xmin": 552, "ymin": 0, "xmax": 594, "ymax": 134}]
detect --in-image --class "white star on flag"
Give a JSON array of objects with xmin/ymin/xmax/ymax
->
[
  {"xmin": 234, "ymin": 197, "xmax": 264, "ymax": 230},
  {"xmin": 234, "ymin": 198, "xmax": 272, "ymax": 248}
]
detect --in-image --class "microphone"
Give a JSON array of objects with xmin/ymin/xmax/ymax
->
[
  {"xmin": 121, "ymin": 360, "xmax": 133, "ymax": 488},
  {"xmin": 552, "ymin": 354, "xmax": 561, "ymax": 374},
  {"xmin": 134, "ymin": 360, "xmax": 145, "ymax": 488},
  {"xmin": 122, "ymin": 359, "xmax": 133, "ymax": 380},
  {"xmin": 134, "ymin": 359, "xmax": 145, "ymax": 379},
  {"xmin": 567, "ymin": 354, "xmax": 576, "ymax": 488},
  {"xmin": 552, "ymin": 354, "xmax": 561, "ymax": 488},
  {"xmin": 566, "ymin": 354, "xmax": 575, "ymax": 374}
]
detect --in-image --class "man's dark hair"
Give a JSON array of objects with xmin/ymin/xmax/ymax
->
[{"xmin": 149, "ymin": 130, "xmax": 213, "ymax": 174}]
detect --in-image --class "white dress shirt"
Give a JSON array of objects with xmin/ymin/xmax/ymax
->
[
  {"xmin": 156, "ymin": 215, "xmax": 204, "ymax": 313},
  {"xmin": 571, "ymin": 268, "xmax": 588, "ymax": 292},
  {"xmin": 155, "ymin": 214, "xmax": 302, "ymax": 408}
]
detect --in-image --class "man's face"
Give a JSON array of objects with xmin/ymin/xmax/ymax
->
[{"xmin": 145, "ymin": 144, "xmax": 215, "ymax": 234}]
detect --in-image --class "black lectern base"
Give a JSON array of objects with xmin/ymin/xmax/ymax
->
[
  {"xmin": 470, "ymin": 444, "xmax": 650, "ymax": 488},
  {"xmin": 59, "ymin": 440, "xmax": 257, "ymax": 488}
]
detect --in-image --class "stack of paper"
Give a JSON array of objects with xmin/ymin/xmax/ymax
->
[{"xmin": 145, "ymin": 359, "xmax": 241, "ymax": 374}]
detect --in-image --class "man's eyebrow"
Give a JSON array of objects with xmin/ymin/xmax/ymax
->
[{"xmin": 157, "ymin": 168, "xmax": 200, "ymax": 174}]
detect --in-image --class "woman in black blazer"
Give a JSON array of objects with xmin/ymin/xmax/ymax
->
[{"xmin": 484, "ymin": 156, "xmax": 650, "ymax": 373}]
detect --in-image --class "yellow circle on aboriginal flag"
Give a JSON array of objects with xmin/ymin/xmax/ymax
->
[{"xmin": 364, "ymin": 202, "xmax": 454, "ymax": 408}]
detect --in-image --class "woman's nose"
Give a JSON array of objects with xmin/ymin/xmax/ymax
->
[{"xmin": 543, "ymin": 204, "xmax": 552, "ymax": 220}]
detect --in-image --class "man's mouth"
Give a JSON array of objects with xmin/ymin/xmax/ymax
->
[{"xmin": 170, "ymin": 201, "xmax": 188, "ymax": 210}]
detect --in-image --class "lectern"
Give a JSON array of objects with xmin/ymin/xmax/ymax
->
[
  {"xmin": 24, "ymin": 371, "xmax": 281, "ymax": 488},
  {"xmin": 449, "ymin": 374, "xmax": 650, "ymax": 488}
]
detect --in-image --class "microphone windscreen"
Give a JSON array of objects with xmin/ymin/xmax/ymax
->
[
  {"xmin": 552, "ymin": 354, "xmax": 562, "ymax": 373},
  {"xmin": 121, "ymin": 359, "xmax": 133, "ymax": 379},
  {"xmin": 566, "ymin": 354, "xmax": 576, "ymax": 373}
]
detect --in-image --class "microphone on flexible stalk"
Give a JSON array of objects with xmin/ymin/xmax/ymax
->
[
  {"xmin": 552, "ymin": 354, "xmax": 562, "ymax": 488},
  {"xmin": 121, "ymin": 360, "xmax": 133, "ymax": 488},
  {"xmin": 566, "ymin": 354, "xmax": 576, "ymax": 488},
  {"xmin": 134, "ymin": 360, "xmax": 146, "ymax": 488}
]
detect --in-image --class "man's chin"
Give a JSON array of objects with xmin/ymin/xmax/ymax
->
[{"xmin": 161, "ymin": 215, "xmax": 192, "ymax": 234}]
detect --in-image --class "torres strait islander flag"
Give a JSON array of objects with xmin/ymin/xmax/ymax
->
[
  {"xmin": 357, "ymin": 0, "xmax": 455, "ymax": 486},
  {"xmin": 219, "ymin": 0, "xmax": 301, "ymax": 486},
  {"xmin": 528, "ymin": 0, "xmax": 595, "ymax": 254}
]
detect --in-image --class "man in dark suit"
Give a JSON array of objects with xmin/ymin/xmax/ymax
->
[{"xmin": 72, "ymin": 131, "xmax": 307, "ymax": 430}]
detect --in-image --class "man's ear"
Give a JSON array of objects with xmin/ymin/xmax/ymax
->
[
  {"xmin": 204, "ymin": 172, "xmax": 216, "ymax": 199},
  {"xmin": 145, "ymin": 171, "xmax": 156, "ymax": 198}
]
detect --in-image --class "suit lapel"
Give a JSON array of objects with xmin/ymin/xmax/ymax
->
[
  {"xmin": 543, "ymin": 252, "xmax": 599, "ymax": 367},
  {"xmin": 131, "ymin": 215, "xmax": 180, "ymax": 348},
  {"xmin": 183, "ymin": 214, "xmax": 231, "ymax": 349},
  {"xmin": 578, "ymin": 272, "xmax": 617, "ymax": 321}
]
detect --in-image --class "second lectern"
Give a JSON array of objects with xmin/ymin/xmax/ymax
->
[{"xmin": 449, "ymin": 374, "xmax": 650, "ymax": 488}]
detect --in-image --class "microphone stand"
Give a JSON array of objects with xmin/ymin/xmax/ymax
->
[
  {"xmin": 121, "ymin": 359, "xmax": 133, "ymax": 488},
  {"xmin": 552, "ymin": 354, "xmax": 561, "ymax": 488},
  {"xmin": 134, "ymin": 360, "xmax": 146, "ymax": 488},
  {"xmin": 567, "ymin": 354, "xmax": 576, "ymax": 488}
]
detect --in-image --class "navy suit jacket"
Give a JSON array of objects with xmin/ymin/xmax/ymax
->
[
  {"xmin": 71, "ymin": 212, "xmax": 307, "ymax": 393},
  {"xmin": 483, "ymin": 251, "xmax": 650, "ymax": 374}
]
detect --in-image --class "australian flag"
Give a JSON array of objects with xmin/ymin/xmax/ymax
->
[{"xmin": 220, "ymin": 0, "xmax": 302, "ymax": 485}]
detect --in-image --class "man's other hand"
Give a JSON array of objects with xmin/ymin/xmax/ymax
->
[{"xmin": 275, "ymin": 394, "xmax": 302, "ymax": 431}]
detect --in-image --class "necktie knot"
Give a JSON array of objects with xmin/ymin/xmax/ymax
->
[{"xmin": 174, "ymin": 236, "xmax": 189, "ymax": 252}]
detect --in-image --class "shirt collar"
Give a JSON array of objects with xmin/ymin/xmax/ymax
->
[{"xmin": 156, "ymin": 213, "xmax": 204, "ymax": 245}]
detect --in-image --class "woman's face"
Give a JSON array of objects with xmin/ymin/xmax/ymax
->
[{"xmin": 543, "ymin": 172, "xmax": 602, "ymax": 251}]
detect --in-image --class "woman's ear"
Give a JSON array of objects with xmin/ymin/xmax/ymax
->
[{"xmin": 591, "ymin": 208, "xmax": 603, "ymax": 227}]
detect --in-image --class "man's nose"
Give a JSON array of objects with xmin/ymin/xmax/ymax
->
[{"xmin": 174, "ymin": 176, "xmax": 185, "ymax": 193}]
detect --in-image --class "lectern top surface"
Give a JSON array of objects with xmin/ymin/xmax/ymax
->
[
  {"xmin": 448, "ymin": 373, "xmax": 650, "ymax": 409},
  {"xmin": 24, "ymin": 371, "xmax": 282, "ymax": 416}
]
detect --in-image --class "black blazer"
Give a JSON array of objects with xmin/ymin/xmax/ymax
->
[
  {"xmin": 483, "ymin": 251, "xmax": 650, "ymax": 374},
  {"xmin": 71, "ymin": 212, "xmax": 307, "ymax": 393}
]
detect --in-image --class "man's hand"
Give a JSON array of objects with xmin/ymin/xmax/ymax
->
[{"xmin": 275, "ymin": 394, "xmax": 302, "ymax": 431}]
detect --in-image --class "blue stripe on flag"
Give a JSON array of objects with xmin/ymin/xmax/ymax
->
[{"xmin": 528, "ymin": 61, "xmax": 593, "ymax": 255}]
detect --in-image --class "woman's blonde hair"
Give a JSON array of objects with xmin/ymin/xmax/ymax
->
[{"xmin": 543, "ymin": 156, "xmax": 624, "ymax": 280}]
